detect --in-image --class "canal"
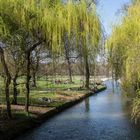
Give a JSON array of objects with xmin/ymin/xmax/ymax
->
[{"xmin": 16, "ymin": 80, "xmax": 140, "ymax": 140}]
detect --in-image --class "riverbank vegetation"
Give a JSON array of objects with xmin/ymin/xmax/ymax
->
[
  {"xmin": 107, "ymin": 0, "xmax": 140, "ymax": 123},
  {"xmin": 0, "ymin": 0, "xmax": 103, "ymax": 122},
  {"xmin": 0, "ymin": 75, "xmax": 106, "ymax": 140},
  {"xmin": 3, "ymin": 0, "xmax": 140, "ymax": 139}
]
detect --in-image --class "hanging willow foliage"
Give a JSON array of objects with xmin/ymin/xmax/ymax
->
[
  {"xmin": 0, "ymin": 0, "xmax": 101, "ymax": 53},
  {"xmin": 107, "ymin": 1, "xmax": 140, "ymax": 122},
  {"xmin": 0, "ymin": 0, "xmax": 101, "ymax": 115},
  {"xmin": 0, "ymin": 0, "xmax": 101, "ymax": 74}
]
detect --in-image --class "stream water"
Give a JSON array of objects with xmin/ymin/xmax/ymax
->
[{"xmin": 16, "ymin": 80, "xmax": 140, "ymax": 140}]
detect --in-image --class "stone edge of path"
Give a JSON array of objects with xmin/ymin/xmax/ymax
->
[{"xmin": 1, "ymin": 86, "xmax": 107, "ymax": 140}]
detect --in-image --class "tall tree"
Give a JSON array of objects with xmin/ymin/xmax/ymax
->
[
  {"xmin": 107, "ymin": 0, "xmax": 140, "ymax": 122},
  {"xmin": 0, "ymin": 0, "xmax": 101, "ymax": 114},
  {"xmin": 0, "ymin": 43, "xmax": 12, "ymax": 118}
]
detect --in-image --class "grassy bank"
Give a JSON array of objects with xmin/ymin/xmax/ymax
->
[{"xmin": 0, "ymin": 77, "xmax": 106, "ymax": 140}]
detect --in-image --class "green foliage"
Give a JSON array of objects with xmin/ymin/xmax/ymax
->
[
  {"xmin": 107, "ymin": 1, "xmax": 140, "ymax": 122},
  {"xmin": 0, "ymin": 0, "xmax": 101, "ymax": 116},
  {"xmin": 107, "ymin": 2, "xmax": 140, "ymax": 82},
  {"xmin": 0, "ymin": 0, "xmax": 101, "ymax": 52}
]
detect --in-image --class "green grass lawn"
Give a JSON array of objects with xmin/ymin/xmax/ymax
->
[
  {"xmin": 0, "ymin": 76, "xmax": 105, "ymax": 107},
  {"xmin": 0, "ymin": 76, "xmax": 106, "ymax": 135}
]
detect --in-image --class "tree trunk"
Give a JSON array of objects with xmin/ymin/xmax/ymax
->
[
  {"xmin": 85, "ymin": 56, "xmax": 90, "ymax": 89},
  {"xmin": 31, "ymin": 53, "xmax": 39, "ymax": 88},
  {"xmin": 0, "ymin": 46, "xmax": 12, "ymax": 119},
  {"xmin": 67, "ymin": 57, "xmax": 72, "ymax": 83},
  {"xmin": 64, "ymin": 36, "xmax": 73, "ymax": 83},
  {"xmin": 25, "ymin": 40, "xmax": 43, "ymax": 113},
  {"xmin": 32, "ymin": 72, "xmax": 36, "ymax": 87},
  {"xmin": 12, "ymin": 75, "xmax": 18, "ymax": 105},
  {"xmin": 5, "ymin": 76, "xmax": 12, "ymax": 118},
  {"xmin": 138, "ymin": 81, "xmax": 140, "ymax": 89},
  {"xmin": 25, "ymin": 52, "xmax": 31, "ymax": 113}
]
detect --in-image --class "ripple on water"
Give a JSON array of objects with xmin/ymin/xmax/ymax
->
[{"xmin": 16, "ymin": 80, "xmax": 140, "ymax": 140}]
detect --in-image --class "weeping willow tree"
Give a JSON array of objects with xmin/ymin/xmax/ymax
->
[
  {"xmin": 0, "ymin": 0, "xmax": 66, "ymax": 116},
  {"xmin": 64, "ymin": 0, "xmax": 101, "ymax": 88},
  {"xmin": 107, "ymin": 0, "xmax": 140, "ymax": 122},
  {"xmin": 0, "ymin": 4, "xmax": 13, "ymax": 118},
  {"xmin": 0, "ymin": 0, "xmax": 101, "ymax": 117}
]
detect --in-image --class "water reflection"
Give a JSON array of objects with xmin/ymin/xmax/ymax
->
[
  {"xmin": 16, "ymin": 80, "xmax": 140, "ymax": 140},
  {"xmin": 85, "ymin": 98, "xmax": 90, "ymax": 112}
]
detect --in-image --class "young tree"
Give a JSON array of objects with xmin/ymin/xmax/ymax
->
[{"xmin": 30, "ymin": 48, "xmax": 41, "ymax": 87}]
